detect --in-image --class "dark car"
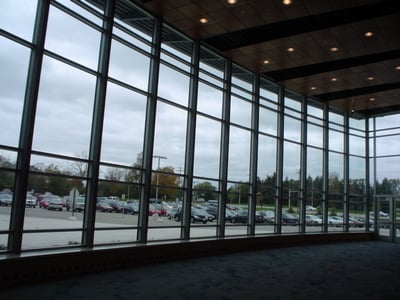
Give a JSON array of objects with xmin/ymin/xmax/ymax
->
[
  {"xmin": 230, "ymin": 211, "xmax": 248, "ymax": 224},
  {"xmin": 174, "ymin": 207, "xmax": 208, "ymax": 224},
  {"xmin": 96, "ymin": 201, "xmax": 113, "ymax": 212},
  {"xmin": 122, "ymin": 202, "xmax": 139, "ymax": 214},
  {"xmin": 0, "ymin": 192, "xmax": 13, "ymax": 206},
  {"xmin": 282, "ymin": 213, "xmax": 298, "ymax": 224},
  {"xmin": 230, "ymin": 211, "xmax": 265, "ymax": 224}
]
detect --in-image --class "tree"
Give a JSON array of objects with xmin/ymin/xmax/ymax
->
[
  {"xmin": 0, "ymin": 155, "xmax": 15, "ymax": 190},
  {"xmin": 151, "ymin": 166, "xmax": 180, "ymax": 201},
  {"xmin": 194, "ymin": 181, "xmax": 217, "ymax": 201}
]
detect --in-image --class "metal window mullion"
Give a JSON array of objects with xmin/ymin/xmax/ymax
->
[
  {"xmin": 365, "ymin": 118, "xmax": 371, "ymax": 231},
  {"xmin": 83, "ymin": 0, "xmax": 115, "ymax": 248},
  {"xmin": 137, "ymin": 17, "xmax": 162, "ymax": 243},
  {"xmin": 322, "ymin": 105, "xmax": 329, "ymax": 232},
  {"xmin": 343, "ymin": 113, "xmax": 350, "ymax": 232},
  {"xmin": 299, "ymin": 96, "xmax": 307, "ymax": 233},
  {"xmin": 275, "ymin": 86, "xmax": 285, "ymax": 234},
  {"xmin": 181, "ymin": 40, "xmax": 200, "ymax": 240},
  {"xmin": 248, "ymin": 75, "xmax": 259, "ymax": 236},
  {"xmin": 8, "ymin": 0, "xmax": 50, "ymax": 254},
  {"xmin": 372, "ymin": 117, "xmax": 378, "ymax": 232},
  {"xmin": 217, "ymin": 59, "xmax": 232, "ymax": 238}
]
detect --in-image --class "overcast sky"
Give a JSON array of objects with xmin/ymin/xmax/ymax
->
[{"xmin": 1, "ymin": 0, "xmax": 399, "ymax": 185}]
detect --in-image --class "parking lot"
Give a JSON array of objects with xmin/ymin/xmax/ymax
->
[{"xmin": 0, "ymin": 205, "xmax": 385, "ymax": 250}]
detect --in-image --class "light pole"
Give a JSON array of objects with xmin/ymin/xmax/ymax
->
[{"xmin": 153, "ymin": 155, "xmax": 167, "ymax": 207}]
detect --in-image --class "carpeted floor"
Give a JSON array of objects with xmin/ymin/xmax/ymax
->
[{"xmin": 2, "ymin": 240, "xmax": 400, "ymax": 300}]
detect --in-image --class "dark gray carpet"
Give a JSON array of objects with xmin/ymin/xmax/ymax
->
[{"xmin": 2, "ymin": 240, "xmax": 400, "ymax": 300}]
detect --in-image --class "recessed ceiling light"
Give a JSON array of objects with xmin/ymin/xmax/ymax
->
[
  {"xmin": 330, "ymin": 47, "xmax": 339, "ymax": 52},
  {"xmin": 368, "ymin": 76, "xmax": 374, "ymax": 81},
  {"xmin": 396, "ymin": 65, "xmax": 400, "ymax": 70},
  {"xmin": 199, "ymin": 17, "xmax": 208, "ymax": 24},
  {"xmin": 310, "ymin": 86, "xmax": 316, "ymax": 90},
  {"xmin": 365, "ymin": 31, "xmax": 374, "ymax": 37},
  {"xmin": 331, "ymin": 77, "xmax": 337, "ymax": 82},
  {"xmin": 263, "ymin": 59, "xmax": 270, "ymax": 64},
  {"xmin": 369, "ymin": 97, "xmax": 376, "ymax": 101},
  {"xmin": 287, "ymin": 47, "xmax": 295, "ymax": 52},
  {"xmin": 227, "ymin": 0, "xmax": 237, "ymax": 4},
  {"xmin": 283, "ymin": 0, "xmax": 292, "ymax": 5}
]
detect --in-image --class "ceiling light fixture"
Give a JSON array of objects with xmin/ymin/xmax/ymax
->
[
  {"xmin": 310, "ymin": 86, "xmax": 316, "ymax": 90},
  {"xmin": 330, "ymin": 47, "xmax": 339, "ymax": 52},
  {"xmin": 199, "ymin": 17, "xmax": 208, "ymax": 24},
  {"xmin": 396, "ymin": 66, "xmax": 400, "ymax": 70},
  {"xmin": 331, "ymin": 77, "xmax": 337, "ymax": 82},
  {"xmin": 369, "ymin": 97, "xmax": 376, "ymax": 101},
  {"xmin": 368, "ymin": 76, "xmax": 374, "ymax": 81},
  {"xmin": 263, "ymin": 59, "xmax": 270, "ymax": 64},
  {"xmin": 227, "ymin": 0, "xmax": 237, "ymax": 4},
  {"xmin": 287, "ymin": 47, "xmax": 295, "ymax": 52},
  {"xmin": 365, "ymin": 31, "xmax": 374, "ymax": 37},
  {"xmin": 283, "ymin": 0, "xmax": 292, "ymax": 5}
]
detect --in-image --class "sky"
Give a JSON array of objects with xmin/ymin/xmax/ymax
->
[{"xmin": 0, "ymin": 0, "xmax": 399, "ymax": 186}]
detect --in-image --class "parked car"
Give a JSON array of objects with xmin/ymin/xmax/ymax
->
[
  {"xmin": 174, "ymin": 207, "xmax": 208, "ymax": 224},
  {"xmin": 282, "ymin": 213, "xmax": 298, "ymax": 224},
  {"xmin": 109, "ymin": 200, "xmax": 124, "ymax": 213},
  {"xmin": 225, "ymin": 209, "xmax": 237, "ymax": 222},
  {"xmin": 305, "ymin": 215, "xmax": 322, "ymax": 225},
  {"xmin": 47, "ymin": 197, "xmax": 63, "ymax": 211},
  {"xmin": 122, "ymin": 202, "xmax": 139, "ymax": 214},
  {"xmin": 306, "ymin": 205, "xmax": 317, "ymax": 212},
  {"xmin": 328, "ymin": 216, "xmax": 343, "ymax": 226},
  {"xmin": 0, "ymin": 192, "xmax": 13, "ymax": 206},
  {"xmin": 349, "ymin": 216, "xmax": 365, "ymax": 228},
  {"xmin": 96, "ymin": 201, "xmax": 113, "ymax": 212},
  {"xmin": 166, "ymin": 206, "xmax": 180, "ymax": 220},
  {"xmin": 230, "ymin": 211, "xmax": 249, "ymax": 224},
  {"xmin": 259, "ymin": 210, "xmax": 275, "ymax": 223},
  {"xmin": 66, "ymin": 196, "xmax": 85, "ymax": 212},
  {"xmin": 26, "ymin": 194, "xmax": 37, "ymax": 208},
  {"xmin": 39, "ymin": 198, "xmax": 50, "ymax": 208}
]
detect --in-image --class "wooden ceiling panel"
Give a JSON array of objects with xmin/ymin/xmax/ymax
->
[{"xmin": 135, "ymin": 0, "xmax": 400, "ymax": 117}]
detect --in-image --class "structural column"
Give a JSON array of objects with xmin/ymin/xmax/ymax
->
[
  {"xmin": 8, "ymin": 0, "xmax": 50, "ymax": 253},
  {"xmin": 275, "ymin": 85, "xmax": 285, "ymax": 234},
  {"xmin": 84, "ymin": 0, "xmax": 115, "ymax": 247},
  {"xmin": 138, "ymin": 17, "xmax": 163, "ymax": 243},
  {"xmin": 181, "ymin": 40, "xmax": 200, "ymax": 240},
  {"xmin": 218, "ymin": 59, "xmax": 232, "ymax": 237}
]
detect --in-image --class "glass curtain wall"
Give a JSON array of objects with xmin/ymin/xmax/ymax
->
[
  {"xmin": 0, "ymin": 0, "xmax": 373, "ymax": 254},
  {"xmin": 370, "ymin": 115, "xmax": 400, "ymax": 240}
]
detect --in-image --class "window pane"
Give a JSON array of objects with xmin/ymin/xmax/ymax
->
[
  {"xmin": 349, "ymin": 134, "xmax": 365, "ymax": 156},
  {"xmin": 0, "ymin": 38, "xmax": 29, "ymax": 147},
  {"xmin": 33, "ymin": 57, "xmax": 95, "ymax": 157},
  {"xmin": 101, "ymin": 82, "xmax": 146, "ymax": 165},
  {"xmin": 230, "ymin": 96, "xmax": 251, "ymax": 128},
  {"xmin": 228, "ymin": 126, "xmax": 250, "ymax": 181},
  {"xmin": 259, "ymin": 107, "xmax": 277, "ymax": 136},
  {"xmin": 197, "ymin": 81, "xmax": 223, "ymax": 119},
  {"xmin": 329, "ymin": 129, "xmax": 344, "ymax": 152},
  {"xmin": 0, "ymin": 0, "xmax": 37, "ymax": 41},
  {"xmin": 284, "ymin": 115, "xmax": 301, "ymax": 143},
  {"xmin": 109, "ymin": 39, "xmax": 150, "ymax": 91},
  {"xmin": 158, "ymin": 64, "xmax": 189, "ymax": 106},
  {"xmin": 307, "ymin": 123, "xmax": 323, "ymax": 148},
  {"xmin": 194, "ymin": 116, "xmax": 221, "ymax": 179},
  {"xmin": 45, "ymin": 4, "xmax": 101, "ymax": 69},
  {"xmin": 153, "ymin": 103, "xmax": 187, "ymax": 172},
  {"xmin": 329, "ymin": 152, "xmax": 344, "ymax": 193}
]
